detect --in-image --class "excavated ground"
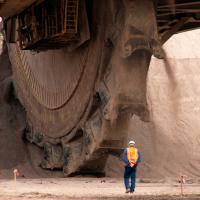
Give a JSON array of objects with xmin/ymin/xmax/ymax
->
[{"xmin": 0, "ymin": 178, "xmax": 200, "ymax": 200}]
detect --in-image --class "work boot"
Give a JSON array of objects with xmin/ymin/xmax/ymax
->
[
  {"xmin": 130, "ymin": 189, "xmax": 135, "ymax": 193},
  {"xmin": 125, "ymin": 188, "xmax": 130, "ymax": 193}
]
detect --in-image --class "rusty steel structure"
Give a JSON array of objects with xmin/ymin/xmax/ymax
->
[
  {"xmin": 4, "ymin": 0, "xmax": 79, "ymax": 50},
  {"xmin": 0, "ymin": 0, "xmax": 200, "ymax": 175}
]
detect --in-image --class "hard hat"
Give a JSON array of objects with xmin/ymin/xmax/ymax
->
[{"xmin": 129, "ymin": 140, "xmax": 135, "ymax": 145}]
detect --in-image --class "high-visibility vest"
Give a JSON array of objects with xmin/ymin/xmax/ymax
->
[{"xmin": 127, "ymin": 147, "xmax": 138, "ymax": 167}]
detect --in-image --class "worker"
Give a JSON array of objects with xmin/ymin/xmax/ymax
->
[{"xmin": 122, "ymin": 140, "xmax": 141, "ymax": 193}]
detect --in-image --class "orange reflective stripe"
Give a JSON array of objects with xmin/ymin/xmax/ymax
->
[{"xmin": 127, "ymin": 147, "xmax": 138, "ymax": 164}]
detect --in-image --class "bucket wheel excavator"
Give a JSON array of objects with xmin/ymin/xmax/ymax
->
[{"xmin": 0, "ymin": 0, "xmax": 200, "ymax": 175}]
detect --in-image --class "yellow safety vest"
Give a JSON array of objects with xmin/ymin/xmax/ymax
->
[{"xmin": 127, "ymin": 147, "xmax": 138, "ymax": 167}]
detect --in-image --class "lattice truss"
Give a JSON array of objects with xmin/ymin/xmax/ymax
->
[{"xmin": 9, "ymin": 0, "xmax": 79, "ymax": 50}]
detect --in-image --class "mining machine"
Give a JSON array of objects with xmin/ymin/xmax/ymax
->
[{"xmin": 0, "ymin": 0, "xmax": 200, "ymax": 175}]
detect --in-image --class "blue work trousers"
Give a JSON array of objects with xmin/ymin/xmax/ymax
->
[{"xmin": 124, "ymin": 166, "xmax": 137, "ymax": 191}]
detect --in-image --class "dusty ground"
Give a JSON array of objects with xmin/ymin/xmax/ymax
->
[{"xmin": 0, "ymin": 178, "xmax": 199, "ymax": 200}]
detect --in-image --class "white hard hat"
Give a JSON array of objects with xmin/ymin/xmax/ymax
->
[{"xmin": 129, "ymin": 140, "xmax": 135, "ymax": 145}]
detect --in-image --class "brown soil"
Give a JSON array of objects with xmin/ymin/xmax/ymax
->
[
  {"xmin": 1, "ymin": 195, "xmax": 200, "ymax": 200},
  {"xmin": 0, "ymin": 178, "xmax": 200, "ymax": 200}
]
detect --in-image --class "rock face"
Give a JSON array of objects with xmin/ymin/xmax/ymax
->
[{"xmin": 106, "ymin": 29, "xmax": 200, "ymax": 179}]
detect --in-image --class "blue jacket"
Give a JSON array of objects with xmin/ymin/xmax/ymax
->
[{"xmin": 122, "ymin": 148, "xmax": 141, "ymax": 167}]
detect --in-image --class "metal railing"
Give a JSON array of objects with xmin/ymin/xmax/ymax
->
[{"xmin": 16, "ymin": 0, "xmax": 79, "ymax": 50}]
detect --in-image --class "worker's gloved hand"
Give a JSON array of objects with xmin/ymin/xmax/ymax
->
[{"xmin": 129, "ymin": 162, "xmax": 135, "ymax": 167}]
